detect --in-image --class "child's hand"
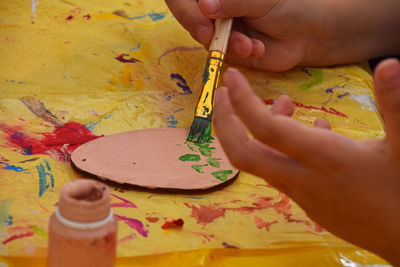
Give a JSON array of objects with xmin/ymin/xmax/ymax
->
[
  {"xmin": 214, "ymin": 59, "xmax": 400, "ymax": 265},
  {"xmin": 165, "ymin": 0, "xmax": 400, "ymax": 71}
]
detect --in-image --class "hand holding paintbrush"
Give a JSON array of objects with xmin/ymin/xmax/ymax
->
[{"xmin": 187, "ymin": 18, "xmax": 233, "ymax": 143}]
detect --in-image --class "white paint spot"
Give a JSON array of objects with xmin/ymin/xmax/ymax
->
[
  {"xmin": 31, "ymin": 0, "xmax": 38, "ymax": 20},
  {"xmin": 350, "ymin": 94, "xmax": 377, "ymax": 111}
]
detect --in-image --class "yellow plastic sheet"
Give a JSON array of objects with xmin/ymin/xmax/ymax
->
[{"xmin": 0, "ymin": 0, "xmax": 390, "ymax": 266}]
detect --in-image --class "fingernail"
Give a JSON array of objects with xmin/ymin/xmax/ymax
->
[
  {"xmin": 380, "ymin": 59, "xmax": 400, "ymax": 85},
  {"xmin": 204, "ymin": 0, "xmax": 220, "ymax": 15}
]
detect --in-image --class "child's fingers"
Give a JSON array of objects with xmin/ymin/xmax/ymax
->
[
  {"xmin": 214, "ymin": 87, "xmax": 306, "ymax": 186},
  {"xmin": 373, "ymin": 58, "xmax": 400, "ymax": 159},
  {"xmin": 223, "ymin": 68, "xmax": 351, "ymax": 166},
  {"xmin": 314, "ymin": 118, "xmax": 331, "ymax": 129},
  {"xmin": 165, "ymin": 0, "xmax": 213, "ymax": 46},
  {"xmin": 270, "ymin": 95, "xmax": 294, "ymax": 117}
]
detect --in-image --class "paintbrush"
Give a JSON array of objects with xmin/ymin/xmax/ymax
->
[{"xmin": 187, "ymin": 18, "xmax": 233, "ymax": 143}]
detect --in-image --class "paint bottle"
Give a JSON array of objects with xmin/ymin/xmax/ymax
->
[{"xmin": 48, "ymin": 179, "xmax": 118, "ymax": 267}]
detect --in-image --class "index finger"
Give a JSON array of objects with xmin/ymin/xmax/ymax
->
[{"xmin": 165, "ymin": 0, "xmax": 214, "ymax": 46}]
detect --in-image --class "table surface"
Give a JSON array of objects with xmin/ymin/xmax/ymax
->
[{"xmin": 0, "ymin": 0, "xmax": 389, "ymax": 266}]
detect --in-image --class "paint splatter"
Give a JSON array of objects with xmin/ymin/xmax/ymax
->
[
  {"xmin": 2, "ymin": 231, "xmax": 34, "ymax": 245},
  {"xmin": 167, "ymin": 115, "xmax": 178, "ymax": 128},
  {"xmin": 147, "ymin": 12, "xmax": 166, "ymax": 21},
  {"xmin": 211, "ymin": 170, "xmax": 232, "ymax": 181},
  {"xmin": 222, "ymin": 242, "xmax": 238, "ymax": 249},
  {"xmin": 118, "ymin": 233, "xmax": 137, "ymax": 244},
  {"xmin": 19, "ymin": 97, "xmax": 64, "ymax": 127},
  {"xmin": 2, "ymin": 163, "xmax": 26, "ymax": 173},
  {"xmin": 299, "ymin": 68, "xmax": 323, "ymax": 90},
  {"xmin": 185, "ymin": 193, "xmax": 321, "ymax": 231},
  {"xmin": 184, "ymin": 203, "xmax": 226, "ymax": 226},
  {"xmin": 337, "ymin": 92, "xmax": 349, "ymax": 99},
  {"xmin": 145, "ymin": 217, "xmax": 159, "ymax": 223},
  {"xmin": 83, "ymin": 14, "xmax": 91, "ymax": 20},
  {"xmin": 178, "ymin": 154, "xmax": 201, "ymax": 162},
  {"xmin": 37, "ymin": 160, "xmax": 54, "ymax": 197},
  {"xmin": 170, "ymin": 74, "xmax": 192, "ymax": 94},
  {"xmin": 191, "ymin": 164, "xmax": 207, "ymax": 173},
  {"xmin": 264, "ymin": 99, "xmax": 348, "ymax": 118},
  {"xmin": 206, "ymin": 158, "xmax": 221, "ymax": 168},
  {"xmin": 85, "ymin": 113, "xmax": 113, "ymax": 130},
  {"xmin": 0, "ymin": 121, "xmax": 101, "ymax": 161},
  {"xmin": 0, "ymin": 199, "xmax": 13, "ymax": 228},
  {"xmin": 110, "ymin": 194, "xmax": 137, "ymax": 208},
  {"xmin": 31, "ymin": 0, "xmax": 38, "ymax": 21},
  {"xmin": 18, "ymin": 157, "xmax": 39, "ymax": 163},
  {"xmin": 161, "ymin": 218, "xmax": 184, "ymax": 229},
  {"xmin": 158, "ymin": 46, "xmax": 204, "ymax": 65},
  {"xmin": 114, "ymin": 215, "xmax": 148, "ymax": 237},
  {"xmin": 29, "ymin": 225, "xmax": 48, "ymax": 237},
  {"xmin": 190, "ymin": 232, "xmax": 217, "ymax": 243},
  {"xmin": 130, "ymin": 44, "xmax": 141, "ymax": 51},
  {"xmin": 115, "ymin": 54, "xmax": 141, "ymax": 63},
  {"xmin": 65, "ymin": 15, "xmax": 74, "ymax": 21},
  {"xmin": 254, "ymin": 216, "xmax": 278, "ymax": 231}
]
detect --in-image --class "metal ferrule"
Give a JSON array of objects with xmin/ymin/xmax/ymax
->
[{"xmin": 194, "ymin": 50, "xmax": 224, "ymax": 119}]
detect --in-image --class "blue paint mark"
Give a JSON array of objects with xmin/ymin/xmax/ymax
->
[
  {"xmin": 167, "ymin": 115, "xmax": 178, "ymax": 128},
  {"xmin": 130, "ymin": 44, "xmax": 141, "ymax": 51},
  {"xmin": 166, "ymin": 95, "xmax": 172, "ymax": 101},
  {"xmin": 185, "ymin": 196, "xmax": 205, "ymax": 199},
  {"xmin": 36, "ymin": 160, "xmax": 54, "ymax": 197},
  {"xmin": 147, "ymin": 12, "xmax": 166, "ymax": 21},
  {"xmin": 337, "ymin": 92, "xmax": 349, "ymax": 99},
  {"xmin": 128, "ymin": 14, "xmax": 147, "ymax": 20},
  {"xmin": 4, "ymin": 215, "xmax": 13, "ymax": 226},
  {"xmin": 85, "ymin": 114, "xmax": 113, "ymax": 131},
  {"xmin": 300, "ymin": 67, "xmax": 312, "ymax": 77},
  {"xmin": 170, "ymin": 73, "xmax": 192, "ymax": 94},
  {"xmin": 128, "ymin": 12, "xmax": 166, "ymax": 22},
  {"xmin": 2, "ymin": 163, "xmax": 26, "ymax": 172}
]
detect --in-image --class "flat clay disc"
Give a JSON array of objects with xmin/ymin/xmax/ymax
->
[{"xmin": 71, "ymin": 128, "xmax": 239, "ymax": 190}]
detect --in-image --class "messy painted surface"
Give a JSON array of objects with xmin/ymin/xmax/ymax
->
[{"xmin": 0, "ymin": 0, "xmax": 389, "ymax": 266}]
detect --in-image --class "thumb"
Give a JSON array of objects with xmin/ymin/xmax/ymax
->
[
  {"xmin": 373, "ymin": 58, "xmax": 400, "ymax": 157},
  {"xmin": 199, "ymin": 0, "xmax": 278, "ymax": 19}
]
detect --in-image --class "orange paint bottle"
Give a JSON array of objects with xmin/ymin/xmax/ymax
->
[{"xmin": 48, "ymin": 179, "xmax": 118, "ymax": 267}]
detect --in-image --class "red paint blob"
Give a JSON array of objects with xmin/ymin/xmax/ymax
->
[
  {"xmin": 115, "ymin": 54, "xmax": 141, "ymax": 63},
  {"xmin": 1, "ymin": 121, "xmax": 101, "ymax": 161},
  {"xmin": 83, "ymin": 14, "xmax": 91, "ymax": 20},
  {"xmin": 2, "ymin": 231, "xmax": 34, "ymax": 245},
  {"xmin": 161, "ymin": 219, "xmax": 184, "ymax": 229},
  {"xmin": 146, "ymin": 217, "xmax": 159, "ymax": 223},
  {"xmin": 65, "ymin": 15, "xmax": 74, "ymax": 21}
]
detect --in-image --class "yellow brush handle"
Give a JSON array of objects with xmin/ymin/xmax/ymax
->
[{"xmin": 194, "ymin": 18, "xmax": 233, "ymax": 119}]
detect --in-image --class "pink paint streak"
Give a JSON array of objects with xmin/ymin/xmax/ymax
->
[
  {"xmin": 115, "ymin": 54, "xmax": 141, "ymax": 63},
  {"xmin": 2, "ymin": 231, "xmax": 34, "ymax": 245},
  {"xmin": 190, "ymin": 232, "xmax": 217, "ymax": 243},
  {"xmin": 114, "ymin": 215, "xmax": 148, "ymax": 237},
  {"xmin": 161, "ymin": 218, "xmax": 184, "ymax": 229},
  {"xmin": 110, "ymin": 193, "xmax": 137, "ymax": 208},
  {"xmin": 118, "ymin": 233, "xmax": 137, "ymax": 244},
  {"xmin": 264, "ymin": 98, "xmax": 348, "ymax": 118},
  {"xmin": 254, "ymin": 216, "xmax": 278, "ymax": 231},
  {"xmin": 0, "ymin": 121, "xmax": 101, "ymax": 161},
  {"xmin": 184, "ymin": 203, "xmax": 226, "ymax": 226}
]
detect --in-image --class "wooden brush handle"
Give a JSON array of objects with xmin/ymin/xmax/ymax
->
[{"xmin": 208, "ymin": 18, "xmax": 233, "ymax": 53}]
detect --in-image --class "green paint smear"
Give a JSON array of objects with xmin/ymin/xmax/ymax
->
[
  {"xmin": 212, "ymin": 170, "xmax": 233, "ymax": 181},
  {"xmin": 0, "ymin": 198, "xmax": 12, "ymax": 229},
  {"xmin": 179, "ymin": 154, "xmax": 201, "ymax": 162},
  {"xmin": 30, "ymin": 225, "xmax": 48, "ymax": 237},
  {"xmin": 203, "ymin": 58, "xmax": 211, "ymax": 84},
  {"xmin": 185, "ymin": 141, "xmax": 198, "ymax": 152},
  {"xmin": 207, "ymin": 158, "xmax": 221, "ymax": 168},
  {"xmin": 299, "ymin": 68, "xmax": 323, "ymax": 90},
  {"xmin": 191, "ymin": 164, "xmax": 208, "ymax": 173}
]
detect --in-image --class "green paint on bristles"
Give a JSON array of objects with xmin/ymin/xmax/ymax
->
[
  {"xmin": 178, "ymin": 154, "xmax": 201, "ymax": 162},
  {"xmin": 202, "ymin": 58, "xmax": 211, "ymax": 84}
]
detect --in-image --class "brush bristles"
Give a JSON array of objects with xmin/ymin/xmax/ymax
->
[{"xmin": 187, "ymin": 117, "xmax": 211, "ymax": 143}]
